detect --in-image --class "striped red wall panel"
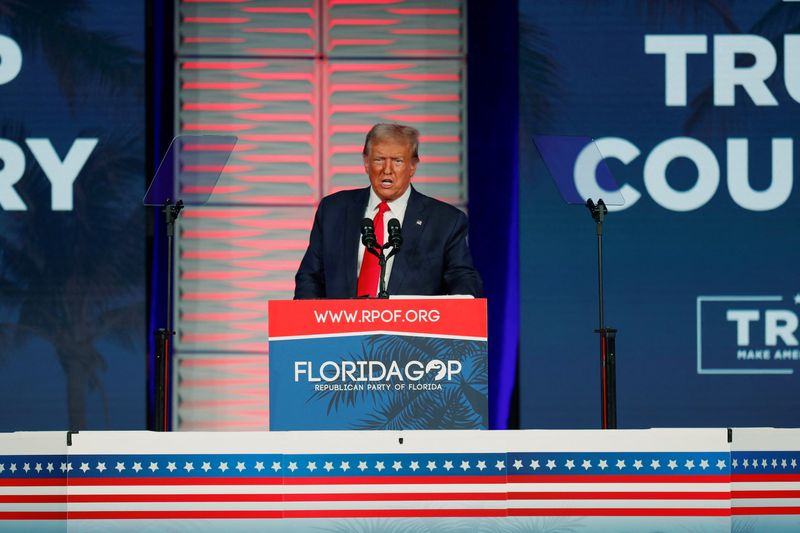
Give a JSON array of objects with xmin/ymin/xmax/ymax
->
[
  {"xmin": 174, "ymin": 206, "xmax": 312, "ymax": 429},
  {"xmin": 325, "ymin": 0, "xmax": 464, "ymax": 57},
  {"xmin": 178, "ymin": 0, "xmax": 320, "ymax": 57},
  {"xmin": 178, "ymin": 58, "xmax": 320, "ymax": 204},
  {"xmin": 324, "ymin": 59, "xmax": 465, "ymax": 204},
  {"xmin": 176, "ymin": 206, "xmax": 312, "ymax": 353},
  {"xmin": 176, "ymin": 352, "xmax": 270, "ymax": 430}
]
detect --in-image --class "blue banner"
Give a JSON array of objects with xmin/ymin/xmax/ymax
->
[
  {"xmin": 519, "ymin": 1, "xmax": 800, "ymax": 428},
  {"xmin": 0, "ymin": 1, "xmax": 145, "ymax": 430}
]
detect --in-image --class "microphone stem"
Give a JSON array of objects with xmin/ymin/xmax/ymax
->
[{"xmin": 377, "ymin": 249, "xmax": 389, "ymax": 298}]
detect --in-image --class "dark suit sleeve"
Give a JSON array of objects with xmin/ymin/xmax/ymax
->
[
  {"xmin": 442, "ymin": 210, "xmax": 484, "ymax": 297},
  {"xmin": 294, "ymin": 201, "xmax": 326, "ymax": 299}
]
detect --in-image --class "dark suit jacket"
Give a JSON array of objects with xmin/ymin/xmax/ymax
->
[{"xmin": 294, "ymin": 186, "xmax": 483, "ymax": 299}]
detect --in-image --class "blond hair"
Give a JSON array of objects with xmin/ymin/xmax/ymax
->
[{"xmin": 362, "ymin": 123, "xmax": 420, "ymax": 160}]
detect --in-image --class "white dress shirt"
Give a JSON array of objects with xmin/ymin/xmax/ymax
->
[{"xmin": 356, "ymin": 186, "xmax": 411, "ymax": 294}]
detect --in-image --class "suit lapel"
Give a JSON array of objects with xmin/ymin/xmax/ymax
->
[
  {"xmin": 344, "ymin": 187, "xmax": 370, "ymax": 296},
  {"xmin": 387, "ymin": 186, "xmax": 427, "ymax": 294}
]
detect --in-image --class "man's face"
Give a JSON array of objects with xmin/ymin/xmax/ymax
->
[{"xmin": 363, "ymin": 138, "xmax": 417, "ymax": 202}]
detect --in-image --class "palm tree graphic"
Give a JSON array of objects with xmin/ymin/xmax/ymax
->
[{"xmin": 0, "ymin": 0, "xmax": 143, "ymax": 429}]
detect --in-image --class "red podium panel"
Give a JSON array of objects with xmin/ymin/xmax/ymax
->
[{"xmin": 268, "ymin": 298, "xmax": 487, "ymax": 431}]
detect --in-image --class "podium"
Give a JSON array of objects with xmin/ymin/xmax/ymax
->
[{"xmin": 268, "ymin": 298, "xmax": 488, "ymax": 431}]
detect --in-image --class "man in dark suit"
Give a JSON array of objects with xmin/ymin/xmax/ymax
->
[{"xmin": 294, "ymin": 123, "xmax": 483, "ymax": 299}]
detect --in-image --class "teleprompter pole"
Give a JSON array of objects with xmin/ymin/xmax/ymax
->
[
  {"xmin": 153, "ymin": 199, "xmax": 183, "ymax": 432},
  {"xmin": 586, "ymin": 198, "xmax": 617, "ymax": 430}
]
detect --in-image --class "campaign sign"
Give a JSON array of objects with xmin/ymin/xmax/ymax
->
[
  {"xmin": 697, "ymin": 294, "xmax": 800, "ymax": 375},
  {"xmin": 268, "ymin": 299, "xmax": 488, "ymax": 431}
]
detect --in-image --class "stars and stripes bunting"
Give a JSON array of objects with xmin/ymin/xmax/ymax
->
[
  {"xmin": 0, "ymin": 450, "xmax": 759, "ymax": 520},
  {"xmin": 2, "ymin": 428, "xmax": 798, "ymax": 530}
]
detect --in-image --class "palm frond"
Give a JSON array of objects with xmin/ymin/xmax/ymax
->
[
  {"xmin": 458, "ymin": 377, "xmax": 488, "ymax": 427},
  {"xmin": 684, "ymin": 5, "xmax": 800, "ymax": 134},
  {"xmin": 628, "ymin": 0, "xmax": 739, "ymax": 32},
  {"xmin": 519, "ymin": 14, "xmax": 562, "ymax": 132},
  {"xmin": 306, "ymin": 336, "xmax": 487, "ymax": 421},
  {"xmin": 0, "ymin": 0, "xmax": 142, "ymax": 109},
  {"xmin": 356, "ymin": 390, "xmax": 437, "ymax": 430},
  {"xmin": 750, "ymin": 3, "xmax": 800, "ymax": 38},
  {"xmin": 423, "ymin": 387, "xmax": 480, "ymax": 430},
  {"xmin": 0, "ymin": 119, "xmax": 144, "ymax": 428},
  {"xmin": 355, "ymin": 386, "xmax": 480, "ymax": 430}
]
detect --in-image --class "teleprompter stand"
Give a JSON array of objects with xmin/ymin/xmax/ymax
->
[
  {"xmin": 144, "ymin": 136, "xmax": 236, "ymax": 431},
  {"xmin": 533, "ymin": 135, "xmax": 624, "ymax": 429},
  {"xmin": 152, "ymin": 200, "xmax": 182, "ymax": 432}
]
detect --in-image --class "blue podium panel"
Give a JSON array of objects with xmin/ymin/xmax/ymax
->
[{"xmin": 268, "ymin": 299, "xmax": 489, "ymax": 431}]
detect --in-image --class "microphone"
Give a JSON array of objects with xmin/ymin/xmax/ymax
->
[
  {"xmin": 387, "ymin": 218, "xmax": 402, "ymax": 250},
  {"xmin": 360, "ymin": 218, "xmax": 378, "ymax": 249}
]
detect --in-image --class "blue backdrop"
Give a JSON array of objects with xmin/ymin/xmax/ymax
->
[
  {"xmin": 0, "ymin": 1, "xmax": 145, "ymax": 430},
  {"xmin": 519, "ymin": 1, "xmax": 800, "ymax": 428}
]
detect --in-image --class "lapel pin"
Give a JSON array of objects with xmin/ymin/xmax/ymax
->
[{"xmin": 416, "ymin": 219, "xmax": 422, "ymax": 225}]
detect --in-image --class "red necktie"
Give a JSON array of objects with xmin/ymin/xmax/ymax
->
[{"xmin": 357, "ymin": 201, "xmax": 389, "ymax": 297}]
